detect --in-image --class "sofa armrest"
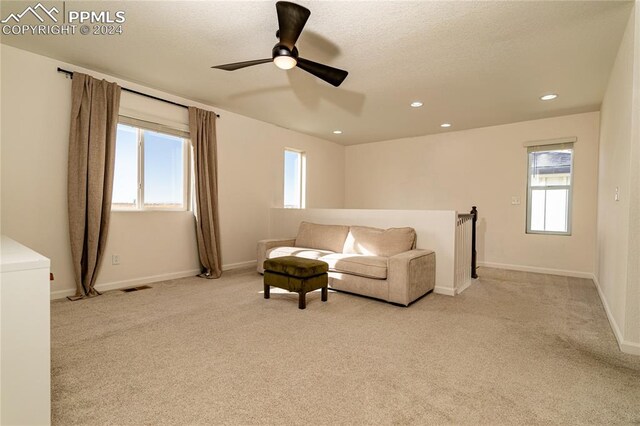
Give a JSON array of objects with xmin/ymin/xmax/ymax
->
[
  {"xmin": 387, "ymin": 249, "xmax": 436, "ymax": 306},
  {"xmin": 256, "ymin": 238, "xmax": 296, "ymax": 273}
]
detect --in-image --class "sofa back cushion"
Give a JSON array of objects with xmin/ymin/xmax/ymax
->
[
  {"xmin": 343, "ymin": 226, "xmax": 416, "ymax": 257},
  {"xmin": 295, "ymin": 222, "xmax": 350, "ymax": 253}
]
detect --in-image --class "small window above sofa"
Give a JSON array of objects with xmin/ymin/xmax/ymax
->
[{"xmin": 284, "ymin": 149, "xmax": 305, "ymax": 209}]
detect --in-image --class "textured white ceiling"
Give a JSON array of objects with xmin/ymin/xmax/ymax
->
[{"xmin": 0, "ymin": 1, "xmax": 634, "ymax": 145}]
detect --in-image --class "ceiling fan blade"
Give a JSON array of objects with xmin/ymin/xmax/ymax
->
[
  {"xmin": 212, "ymin": 59, "xmax": 272, "ymax": 71},
  {"xmin": 296, "ymin": 57, "xmax": 348, "ymax": 87},
  {"xmin": 276, "ymin": 1, "xmax": 310, "ymax": 50}
]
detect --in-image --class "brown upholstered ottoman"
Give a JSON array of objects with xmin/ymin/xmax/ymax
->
[{"xmin": 263, "ymin": 256, "xmax": 328, "ymax": 309}]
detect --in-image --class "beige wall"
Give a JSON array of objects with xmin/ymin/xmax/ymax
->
[
  {"xmin": 628, "ymin": 2, "xmax": 640, "ymax": 350},
  {"xmin": 345, "ymin": 112, "xmax": 600, "ymax": 277},
  {"xmin": 596, "ymin": 4, "xmax": 640, "ymax": 355},
  {"xmin": 0, "ymin": 45, "xmax": 345, "ymax": 298}
]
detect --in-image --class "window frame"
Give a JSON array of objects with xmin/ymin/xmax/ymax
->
[
  {"xmin": 283, "ymin": 148, "xmax": 306, "ymax": 209},
  {"xmin": 525, "ymin": 143, "xmax": 574, "ymax": 236},
  {"xmin": 112, "ymin": 120, "xmax": 191, "ymax": 212}
]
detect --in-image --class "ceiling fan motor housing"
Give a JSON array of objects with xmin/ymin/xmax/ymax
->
[{"xmin": 272, "ymin": 44, "xmax": 299, "ymax": 60}]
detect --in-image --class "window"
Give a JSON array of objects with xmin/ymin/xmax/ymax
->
[
  {"xmin": 112, "ymin": 121, "xmax": 190, "ymax": 211},
  {"xmin": 283, "ymin": 149, "xmax": 305, "ymax": 208},
  {"xmin": 526, "ymin": 143, "xmax": 574, "ymax": 235}
]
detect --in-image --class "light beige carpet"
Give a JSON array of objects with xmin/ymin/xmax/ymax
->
[{"xmin": 51, "ymin": 267, "xmax": 640, "ymax": 425}]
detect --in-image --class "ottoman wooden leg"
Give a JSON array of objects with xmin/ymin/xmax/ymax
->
[
  {"xmin": 264, "ymin": 283, "xmax": 270, "ymax": 299},
  {"xmin": 298, "ymin": 292, "xmax": 306, "ymax": 309},
  {"xmin": 321, "ymin": 286, "xmax": 328, "ymax": 302}
]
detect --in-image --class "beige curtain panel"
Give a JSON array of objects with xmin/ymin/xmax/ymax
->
[
  {"xmin": 189, "ymin": 107, "xmax": 223, "ymax": 279},
  {"xmin": 67, "ymin": 73, "xmax": 122, "ymax": 300}
]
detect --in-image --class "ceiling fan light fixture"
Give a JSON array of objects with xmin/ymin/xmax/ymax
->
[{"xmin": 273, "ymin": 56, "xmax": 297, "ymax": 70}]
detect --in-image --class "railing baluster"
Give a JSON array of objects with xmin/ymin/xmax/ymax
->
[{"xmin": 471, "ymin": 206, "xmax": 478, "ymax": 279}]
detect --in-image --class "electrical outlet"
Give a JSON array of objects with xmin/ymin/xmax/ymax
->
[
  {"xmin": 112, "ymin": 255, "xmax": 121, "ymax": 265},
  {"xmin": 511, "ymin": 196, "xmax": 521, "ymax": 205},
  {"xmin": 615, "ymin": 186, "xmax": 620, "ymax": 202}
]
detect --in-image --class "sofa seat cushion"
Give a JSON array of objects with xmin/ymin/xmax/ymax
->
[
  {"xmin": 342, "ymin": 226, "xmax": 416, "ymax": 257},
  {"xmin": 267, "ymin": 246, "xmax": 335, "ymax": 261},
  {"xmin": 320, "ymin": 253, "xmax": 388, "ymax": 280},
  {"xmin": 263, "ymin": 256, "xmax": 329, "ymax": 278},
  {"xmin": 295, "ymin": 222, "xmax": 350, "ymax": 253}
]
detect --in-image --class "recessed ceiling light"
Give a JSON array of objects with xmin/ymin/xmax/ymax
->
[
  {"xmin": 333, "ymin": 130, "xmax": 342, "ymax": 134},
  {"xmin": 540, "ymin": 94, "xmax": 558, "ymax": 101},
  {"xmin": 410, "ymin": 101, "xmax": 423, "ymax": 108},
  {"xmin": 440, "ymin": 123, "xmax": 452, "ymax": 128}
]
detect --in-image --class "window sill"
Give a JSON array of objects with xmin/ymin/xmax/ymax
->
[
  {"xmin": 526, "ymin": 230, "xmax": 572, "ymax": 236},
  {"xmin": 111, "ymin": 209, "xmax": 191, "ymax": 213}
]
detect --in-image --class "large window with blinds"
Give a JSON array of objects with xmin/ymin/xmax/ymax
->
[
  {"xmin": 112, "ymin": 118, "xmax": 190, "ymax": 211},
  {"xmin": 526, "ymin": 143, "xmax": 574, "ymax": 235}
]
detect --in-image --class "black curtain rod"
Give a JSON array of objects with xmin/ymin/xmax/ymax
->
[{"xmin": 57, "ymin": 67, "xmax": 220, "ymax": 118}]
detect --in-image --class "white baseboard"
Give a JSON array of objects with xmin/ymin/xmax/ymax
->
[
  {"xmin": 223, "ymin": 260, "xmax": 257, "ymax": 271},
  {"xmin": 592, "ymin": 275, "xmax": 640, "ymax": 356},
  {"xmin": 50, "ymin": 288, "xmax": 76, "ymax": 300},
  {"xmin": 50, "ymin": 260, "xmax": 258, "ymax": 301},
  {"xmin": 478, "ymin": 261, "xmax": 593, "ymax": 279},
  {"xmin": 434, "ymin": 285, "xmax": 456, "ymax": 296},
  {"xmin": 50, "ymin": 269, "xmax": 202, "ymax": 300}
]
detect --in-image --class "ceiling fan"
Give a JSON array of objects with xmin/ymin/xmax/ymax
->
[{"xmin": 211, "ymin": 1, "xmax": 348, "ymax": 87}]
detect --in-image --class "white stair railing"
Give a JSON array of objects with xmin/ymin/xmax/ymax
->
[{"xmin": 454, "ymin": 208, "xmax": 477, "ymax": 293}]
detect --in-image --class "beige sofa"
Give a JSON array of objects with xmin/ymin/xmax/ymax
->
[{"xmin": 257, "ymin": 222, "xmax": 435, "ymax": 306}]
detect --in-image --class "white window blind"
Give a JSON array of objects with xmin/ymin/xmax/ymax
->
[{"xmin": 118, "ymin": 115, "xmax": 190, "ymax": 139}]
